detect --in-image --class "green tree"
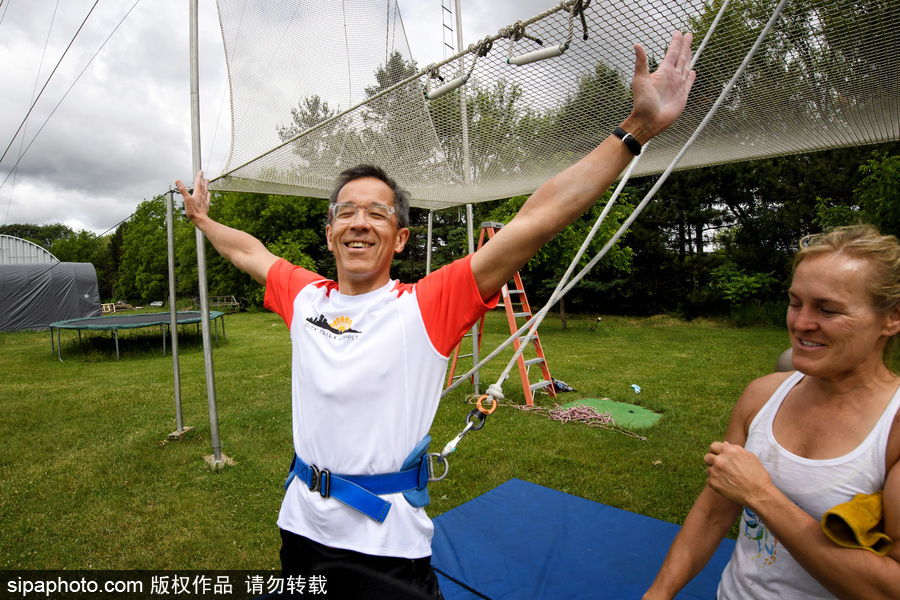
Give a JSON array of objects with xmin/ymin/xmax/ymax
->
[
  {"xmin": 115, "ymin": 197, "xmax": 171, "ymax": 303},
  {"xmin": 104, "ymin": 224, "xmax": 127, "ymax": 300},
  {"xmin": 0, "ymin": 223, "xmax": 75, "ymax": 250},
  {"xmin": 711, "ymin": 261, "xmax": 779, "ymax": 307},
  {"xmin": 50, "ymin": 229, "xmax": 102, "ymax": 263},
  {"xmin": 194, "ymin": 190, "xmax": 329, "ymax": 306},
  {"xmin": 549, "ymin": 62, "xmax": 632, "ymax": 159},
  {"xmin": 480, "ymin": 191, "xmax": 635, "ymax": 327},
  {"xmin": 277, "ymin": 94, "xmax": 355, "ymax": 175},
  {"xmin": 427, "ymin": 77, "xmax": 553, "ymax": 185},
  {"xmin": 360, "ymin": 51, "xmax": 452, "ymax": 185},
  {"xmin": 856, "ymin": 153, "xmax": 900, "ymax": 237}
]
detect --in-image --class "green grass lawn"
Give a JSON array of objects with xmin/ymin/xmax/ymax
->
[{"xmin": 0, "ymin": 310, "xmax": 788, "ymax": 570}]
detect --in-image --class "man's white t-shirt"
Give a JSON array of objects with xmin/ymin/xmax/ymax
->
[{"xmin": 264, "ymin": 254, "xmax": 497, "ymax": 559}]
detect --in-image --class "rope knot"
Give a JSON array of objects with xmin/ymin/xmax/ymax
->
[
  {"xmin": 424, "ymin": 64, "xmax": 443, "ymax": 82},
  {"xmin": 486, "ymin": 384, "xmax": 505, "ymax": 401},
  {"xmin": 469, "ymin": 36, "xmax": 493, "ymax": 58},
  {"xmin": 500, "ymin": 21, "xmax": 527, "ymax": 42}
]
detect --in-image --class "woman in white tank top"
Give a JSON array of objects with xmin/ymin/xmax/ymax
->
[{"xmin": 644, "ymin": 225, "xmax": 900, "ymax": 600}]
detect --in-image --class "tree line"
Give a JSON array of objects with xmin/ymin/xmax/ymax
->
[{"xmin": 4, "ymin": 137, "xmax": 896, "ymax": 325}]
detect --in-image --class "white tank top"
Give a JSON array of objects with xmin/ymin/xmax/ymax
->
[{"xmin": 718, "ymin": 371, "xmax": 900, "ymax": 599}]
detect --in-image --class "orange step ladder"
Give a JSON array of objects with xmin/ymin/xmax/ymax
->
[{"xmin": 446, "ymin": 222, "xmax": 556, "ymax": 406}]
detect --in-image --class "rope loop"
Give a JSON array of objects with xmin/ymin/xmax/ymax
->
[
  {"xmin": 560, "ymin": 0, "xmax": 591, "ymax": 42},
  {"xmin": 561, "ymin": 0, "xmax": 592, "ymax": 15},
  {"xmin": 486, "ymin": 384, "xmax": 505, "ymax": 401}
]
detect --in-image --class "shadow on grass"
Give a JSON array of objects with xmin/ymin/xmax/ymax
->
[{"xmin": 58, "ymin": 327, "xmax": 218, "ymax": 362}]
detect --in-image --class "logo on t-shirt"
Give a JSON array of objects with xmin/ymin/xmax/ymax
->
[
  {"xmin": 306, "ymin": 314, "xmax": 361, "ymax": 337},
  {"xmin": 742, "ymin": 507, "xmax": 777, "ymax": 567}
]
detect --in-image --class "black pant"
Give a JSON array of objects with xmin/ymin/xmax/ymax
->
[{"xmin": 278, "ymin": 529, "xmax": 444, "ymax": 599}]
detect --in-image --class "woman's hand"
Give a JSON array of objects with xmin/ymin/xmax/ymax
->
[{"xmin": 704, "ymin": 441, "xmax": 775, "ymax": 506}]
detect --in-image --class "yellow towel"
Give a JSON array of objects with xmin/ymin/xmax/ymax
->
[{"xmin": 821, "ymin": 491, "xmax": 893, "ymax": 556}]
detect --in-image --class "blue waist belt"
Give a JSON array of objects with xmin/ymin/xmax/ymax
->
[{"xmin": 284, "ymin": 435, "xmax": 432, "ymax": 523}]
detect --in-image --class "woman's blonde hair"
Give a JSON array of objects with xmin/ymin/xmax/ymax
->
[{"xmin": 795, "ymin": 224, "xmax": 900, "ymax": 363}]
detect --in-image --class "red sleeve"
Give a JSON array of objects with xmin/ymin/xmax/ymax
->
[
  {"xmin": 415, "ymin": 254, "xmax": 500, "ymax": 356},
  {"xmin": 263, "ymin": 259, "xmax": 333, "ymax": 330}
]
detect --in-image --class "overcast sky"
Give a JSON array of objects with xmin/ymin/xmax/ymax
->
[{"xmin": 0, "ymin": 0, "xmax": 552, "ymax": 236}]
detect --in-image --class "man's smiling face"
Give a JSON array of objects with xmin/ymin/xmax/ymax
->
[{"xmin": 326, "ymin": 176, "xmax": 409, "ymax": 296}]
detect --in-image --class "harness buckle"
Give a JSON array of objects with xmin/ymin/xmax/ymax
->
[
  {"xmin": 318, "ymin": 469, "xmax": 331, "ymax": 498},
  {"xmin": 307, "ymin": 465, "xmax": 331, "ymax": 498}
]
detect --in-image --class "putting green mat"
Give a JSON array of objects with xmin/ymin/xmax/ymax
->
[{"xmin": 561, "ymin": 397, "xmax": 662, "ymax": 429}]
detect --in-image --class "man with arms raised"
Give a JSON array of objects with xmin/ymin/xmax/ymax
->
[{"xmin": 177, "ymin": 31, "xmax": 695, "ymax": 598}]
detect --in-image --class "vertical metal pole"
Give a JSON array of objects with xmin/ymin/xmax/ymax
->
[
  {"xmin": 166, "ymin": 189, "xmax": 185, "ymax": 433},
  {"xmin": 466, "ymin": 203, "xmax": 479, "ymax": 394},
  {"xmin": 454, "ymin": 0, "xmax": 471, "ymax": 185},
  {"xmin": 455, "ymin": 0, "xmax": 479, "ymax": 394},
  {"xmin": 425, "ymin": 210, "xmax": 434, "ymax": 274},
  {"xmin": 190, "ymin": 0, "xmax": 222, "ymax": 463}
]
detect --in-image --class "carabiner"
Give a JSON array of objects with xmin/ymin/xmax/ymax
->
[
  {"xmin": 438, "ymin": 409, "xmax": 488, "ymax": 461},
  {"xmin": 426, "ymin": 452, "xmax": 449, "ymax": 482}
]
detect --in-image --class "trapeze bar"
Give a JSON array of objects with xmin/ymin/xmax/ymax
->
[
  {"xmin": 508, "ymin": 43, "xmax": 568, "ymax": 66},
  {"xmin": 426, "ymin": 73, "xmax": 471, "ymax": 100}
]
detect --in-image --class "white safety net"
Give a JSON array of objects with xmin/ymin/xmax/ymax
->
[{"xmin": 211, "ymin": 0, "xmax": 899, "ymax": 209}]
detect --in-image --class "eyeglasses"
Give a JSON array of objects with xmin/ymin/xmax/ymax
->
[{"xmin": 330, "ymin": 203, "xmax": 396, "ymax": 225}]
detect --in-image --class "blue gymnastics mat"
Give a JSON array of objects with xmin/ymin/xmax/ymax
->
[{"xmin": 431, "ymin": 478, "xmax": 734, "ymax": 599}]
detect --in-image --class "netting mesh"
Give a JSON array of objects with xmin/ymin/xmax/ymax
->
[{"xmin": 211, "ymin": 0, "xmax": 899, "ymax": 209}]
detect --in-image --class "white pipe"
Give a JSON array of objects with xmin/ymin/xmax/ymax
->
[
  {"xmin": 455, "ymin": 0, "xmax": 471, "ymax": 186},
  {"xmin": 508, "ymin": 43, "xmax": 567, "ymax": 66},
  {"xmin": 425, "ymin": 73, "xmax": 470, "ymax": 100}
]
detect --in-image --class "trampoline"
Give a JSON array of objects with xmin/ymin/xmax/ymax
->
[{"xmin": 49, "ymin": 311, "xmax": 225, "ymax": 361}]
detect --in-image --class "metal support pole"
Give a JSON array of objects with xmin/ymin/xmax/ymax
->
[
  {"xmin": 455, "ymin": 0, "xmax": 478, "ymax": 394},
  {"xmin": 454, "ymin": 0, "xmax": 471, "ymax": 185},
  {"xmin": 189, "ymin": 0, "xmax": 222, "ymax": 464},
  {"xmin": 166, "ymin": 189, "xmax": 191, "ymax": 439},
  {"xmin": 466, "ymin": 203, "xmax": 479, "ymax": 394},
  {"xmin": 426, "ymin": 210, "xmax": 434, "ymax": 275}
]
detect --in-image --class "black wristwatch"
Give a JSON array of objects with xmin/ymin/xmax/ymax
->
[{"xmin": 612, "ymin": 126, "xmax": 642, "ymax": 156}]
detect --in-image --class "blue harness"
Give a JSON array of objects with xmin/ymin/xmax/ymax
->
[{"xmin": 284, "ymin": 435, "xmax": 433, "ymax": 523}]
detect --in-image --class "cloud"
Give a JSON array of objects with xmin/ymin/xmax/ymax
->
[
  {"xmin": 0, "ymin": 0, "xmax": 227, "ymax": 235},
  {"xmin": 0, "ymin": 0, "xmax": 551, "ymax": 235}
]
